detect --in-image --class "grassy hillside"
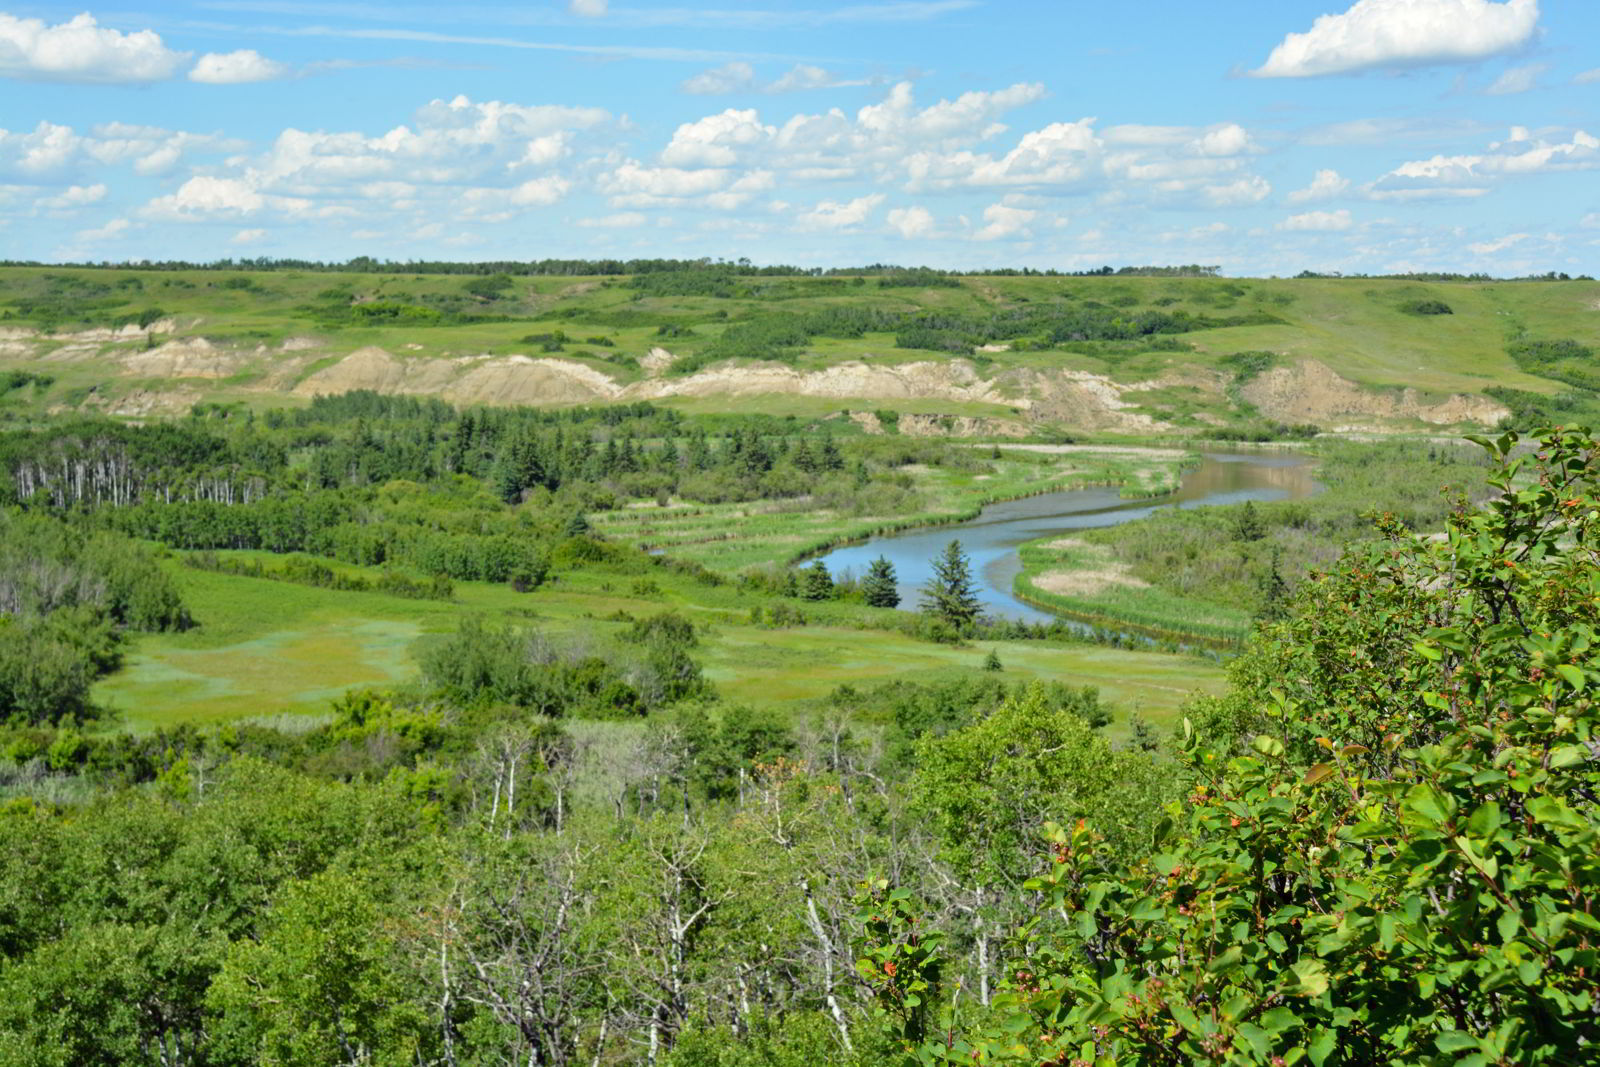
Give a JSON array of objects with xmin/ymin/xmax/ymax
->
[{"xmin": 4, "ymin": 265, "xmax": 1596, "ymax": 432}]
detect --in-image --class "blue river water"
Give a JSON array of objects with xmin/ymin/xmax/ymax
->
[{"xmin": 816, "ymin": 451, "xmax": 1317, "ymax": 624}]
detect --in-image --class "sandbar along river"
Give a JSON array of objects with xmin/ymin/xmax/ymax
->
[{"xmin": 816, "ymin": 451, "xmax": 1318, "ymax": 625}]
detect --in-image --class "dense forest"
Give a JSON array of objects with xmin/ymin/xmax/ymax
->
[{"xmin": 0, "ymin": 381, "xmax": 1594, "ymax": 1065}]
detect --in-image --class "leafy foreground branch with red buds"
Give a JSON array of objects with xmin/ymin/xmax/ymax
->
[{"xmin": 860, "ymin": 426, "xmax": 1600, "ymax": 1067}]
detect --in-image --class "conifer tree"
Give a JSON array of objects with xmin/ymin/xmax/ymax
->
[
  {"xmin": 861, "ymin": 556, "xmax": 901, "ymax": 608},
  {"xmin": 818, "ymin": 434, "xmax": 844, "ymax": 472},
  {"xmin": 1233, "ymin": 499, "xmax": 1266, "ymax": 542},
  {"xmin": 800, "ymin": 560, "xmax": 834, "ymax": 601},
  {"xmin": 920, "ymin": 540, "xmax": 982, "ymax": 630},
  {"xmin": 1256, "ymin": 545, "xmax": 1289, "ymax": 622},
  {"xmin": 791, "ymin": 438, "xmax": 817, "ymax": 473}
]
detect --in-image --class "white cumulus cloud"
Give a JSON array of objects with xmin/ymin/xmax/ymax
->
[
  {"xmin": 1287, "ymin": 169, "xmax": 1351, "ymax": 203},
  {"xmin": 795, "ymin": 193, "xmax": 884, "ymax": 231},
  {"xmin": 974, "ymin": 201, "xmax": 1037, "ymax": 240},
  {"xmin": 1200, "ymin": 175, "xmax": 1272, "ymax": 207},
  {"xmin": 1280, "ymin": 209, "xmax": 1354, "ymax": 231},
  {"xmin": 682, "ymin": 61, "xmax": 866, "ymax": 95},
  {"xmin": 602, "ymin": 162, "xmax": 730, "ymax": 205},
  {"xmin": 0, "ymin": 12, "xmax": 186, "ymax": 84},
  {"xmin": 768, "ymin": 65, "xmax": 846, "ymax": 93},
  {"xmin": 143, "ymin": 176, "xmax": 269, "ymax": 219},
  {"xmin": 661, "ymin": 109, "xmax": 774, "ymax": 167},
  {"xmin": 0, "ymin": 121, "xmax": 232, "ymax": 179},
  {"xmin": 1369, "ymin": 126, "xmax": 1599, "ymax": 198},
  {"xmin": 887, "ymin": 205, "xmax": 935, "ymax": 238},
  {"xmin": 190, "ymin": 49, "xmax": 289, "ymax": 84},
  {"xmin": 34, "ymin": 183, "xmax": 107, "ymax": 210},
  {"xmin": 1468, "ymin": 232, "xmax": 1529, "ymax": 254},
  {"xmin": 681, "ymin": 62, "xmax": 755, "ymax": 95},
  {"xmin": 231, "ymin": 228, "xmax": 267, "ymax": 245},
  {"xmin": 1253, "ymin": 0, "xmax": 1539, "ymax": 78},
  {"xmin": 76, "ymin": 217, "xmax": 130, "ymax": 242}
]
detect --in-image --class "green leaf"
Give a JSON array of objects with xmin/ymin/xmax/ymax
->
[
  {"xmin": 1287, "ymin": 959, "xmax": 1329, "ymax": 998},
  {"xmin": 1466, "ymin": 802, "xmax": 1501, "ymax": 837},
  {"xmin": 1252, "ymin": 734, "xmax": 1286, "ymax": 758},
  {"xmin": 1405, "ymin": 784, "xmax": 1452, "ymax": 826},
  {"xmin": 1302, "ymin": 763, "xmax": 1336, "ymax": 786},
  {"xmin": 1549, "ymin": 745, "xmax": 1588, "ymax": 769},
  {"xmin": 1435, "ymin": 1030, "xmax": 1479, "ymax": 1053},
  {"xmin": 1307, "ymin": 1028, "xmax": 1337, "ymax": 1067},
  {"xmin": 1527, "ymin": 795, "xmax": 1585, "ymax": 829},
  {"xmin": 1207, "ymin": 946, "xmax": 1242, "ymax": 973},
  {"xmin": 1554, "ymin": 663, "xmax": 1586, "ymax": 690},
  {"xmin": 1236, "ymin": 1023, "xmax": 1271, "ymax": 1059},
  {"xmin": 1454, "ymin": 836, "xmax": 1499, "ymax": 879},
  {"xmin": 1379, "ymin": 913, "xmax": 1397, "ymax": 951}
]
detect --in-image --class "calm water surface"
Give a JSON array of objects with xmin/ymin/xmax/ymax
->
[{"xmin": 817, "ymin": 452, "xmax": 1318, "ymax": 624}]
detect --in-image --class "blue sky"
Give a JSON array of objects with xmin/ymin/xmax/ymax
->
[{"xmin": 1, "ymin": 0, "xmax": 1596, "ymax": 274}]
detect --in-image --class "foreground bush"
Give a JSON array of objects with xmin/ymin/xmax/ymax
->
[{"xmin": 864, "ymin": 427, "xmax": 1599, "ymax": 1065}]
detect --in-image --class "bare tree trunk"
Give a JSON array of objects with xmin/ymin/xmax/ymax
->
[
  {"xmin": 974, "ymin": 884, "xmax": 990, "ymax": 1007},
  {"xmin": 803, "ymin": 884, "xmax": 854, "ymax": 1052}
]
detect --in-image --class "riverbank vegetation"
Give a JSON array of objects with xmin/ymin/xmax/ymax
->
[
  {"xmin": 1015, "ymin": 438, "xmax": 1495, "ymax": 644},
  {"xmin": 590, "ymin": 442, "xmax": 1185, "ymax": 571}
]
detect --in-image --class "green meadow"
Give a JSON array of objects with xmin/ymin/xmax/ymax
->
[{"xmin": 95, "ymin": 551, "xmax": 1223, "ymax": 737}]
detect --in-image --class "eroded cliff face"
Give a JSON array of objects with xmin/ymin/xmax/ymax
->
[
  {"xmin": 4, "ymin": 323, "xmax": 1511, "ymax": 434},
  {"xmin": 1238, "ymin": 359, "xmax": 1508, "ymax": 429}
]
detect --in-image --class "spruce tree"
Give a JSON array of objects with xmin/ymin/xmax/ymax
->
[
  {"xmin": 1256, "ymin": 545, "xmax": 1290, "ymax": 622},
  {"xmin": 861, "ymin": 556, "xmax": 901, "ymax": 608},
  {"xmin": 818, "ymin": 434, "xmax": 844, "ymax": 472},
  {"xmin": 1233, "ymin": 499, "xmax": 1266, "ymax": 542},
  {"xmin": 921, "ymin": 540, "xmax": 982, "ymax": 630},
  {"xmin": 801, "ymin": 560, "xmax": 834, "ymax": 601}
]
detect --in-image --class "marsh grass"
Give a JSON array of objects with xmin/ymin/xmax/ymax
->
[{"xmin": 591, "ymin": 449, "xmax": 1189, "ymax": 571}]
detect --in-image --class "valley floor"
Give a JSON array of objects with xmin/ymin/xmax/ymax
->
[{"xmin": 96, "ymin": 555, "xmax": 1223, "ymax": 740}]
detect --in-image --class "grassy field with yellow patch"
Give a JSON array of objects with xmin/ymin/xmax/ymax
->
[{"xmin": 96, "ymin": 552, "xmax": 1223, "ymax": 737}]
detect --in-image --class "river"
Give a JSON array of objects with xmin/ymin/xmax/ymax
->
[{"xmin": 816, "ymin": 451, "xmax": 1319, "ymax": 624}]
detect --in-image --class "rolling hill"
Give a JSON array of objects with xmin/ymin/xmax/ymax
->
[{"xmin": 3, "ymin": 265, "xmax": 1597, "ymax": 435}]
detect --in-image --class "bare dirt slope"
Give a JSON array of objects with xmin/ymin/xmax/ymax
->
[{"xmin": 4, "ymin": 322, "xmax": 1510, "ymax": 434}]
